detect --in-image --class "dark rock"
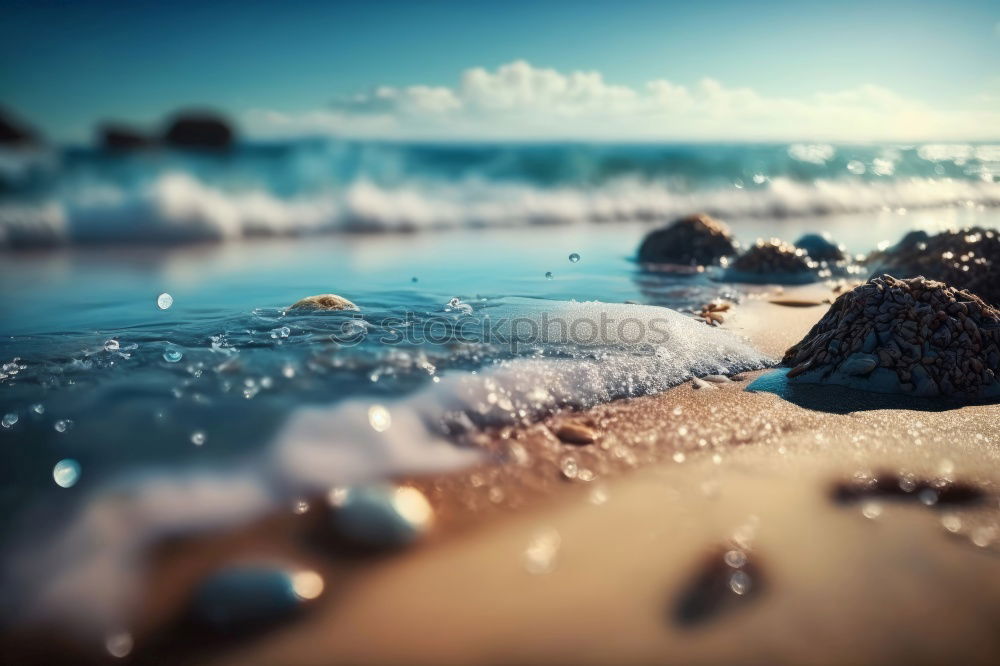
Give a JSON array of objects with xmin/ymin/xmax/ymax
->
[
  {"xmin": 869, "ymin": 227, "xmax": 1000, "ymax": 306},
  {"xmin": 0, "ymin": 107, "xmax": 41, "ymax": 147},
  {"xmin": 723, "ymin": 238, "xmax": 817, "ymax": 284},
  {"xmin": 98, "ymin": 122, "xmax": 155, "ymax": 151},
  {"xmin": 189, "ymin": 565, "xmax": 322, "ymax": 632},
  {"xmin": 637, "ymin": 213, "xmax": 738, "ymax": 266},
  {"xmin": 783, "ymin": 274, "xmax": 1000, "ymax": 399},
  {"xmin": 163, "ymin": 111, "xmax": 234, "ymax": 150},
  {"xmin": 795, "ymin": 232, "xmax": 845, "ymax": 262}
]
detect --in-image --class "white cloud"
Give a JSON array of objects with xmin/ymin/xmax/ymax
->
[{"xmin": 245, "ymin": 60, "xmax": 1000, "ymax": 141}]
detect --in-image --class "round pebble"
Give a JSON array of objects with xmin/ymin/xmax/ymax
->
[
  {"xmin": 329, "ymin": 485, "xmax": 433, "ymax": 548},
  {"xmin": 190, "ymin": 565, "xmax": 322, "ymax": 631}
]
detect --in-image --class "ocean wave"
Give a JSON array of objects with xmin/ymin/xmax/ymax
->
[{"xmin": 2, "ymin": 172, "xmax": 1000, "ymax": 248}]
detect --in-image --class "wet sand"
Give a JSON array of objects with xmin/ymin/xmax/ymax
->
[{"xmin": 6, "ymin": 284, "xmax": 1000, "ymax": 665}]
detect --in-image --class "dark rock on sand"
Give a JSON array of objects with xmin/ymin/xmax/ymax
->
[
  {"xmin": 783, "ymin": 274, "xmax": 1000, "ymax": 400},
  {"xmin": 869, "ymin": 227, "xmax": 1000, "ymax": 306},
  {"xmin": 795, "ymin": 232, "xmax": 845, "ymax": 262},
  {"xmin": 287, "ymin": 294, "xmax": 359, "ymax": 311},
  {"xmin": 97, "ymin": 123, "xmax": 155, "ymax": 151},
  {"xmin": 637, "ymin": 213, "xmax": 738, "ymax": 266},
  {"xmin": 0, "ymin": 108, "xmax": 41, "ymax": 147},
  {"xmin": 722, "ymin": 238, "xmax": 817, "ymax": 284},
  {"xmin": 189, "ymin": 565, "xmax": 322, "ymax": 632},
  {"xmin": 163, "ymin": 111, "xmax": 234, "ymax": 150}
]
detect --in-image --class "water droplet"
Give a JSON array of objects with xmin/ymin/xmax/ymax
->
[
  {"xmin": 105, "ymin": 631, "xmax": 133, "ymax": 658},
  {"xmin": 568, "ymin": 252, "xmax": 580, "ymax": 263},
  {"xmin": 560, "ymin": 456, "xmax": 578, "ymax": 479},
  {"xmin": 728, "ymin": 570, "xmax": 752, "ymax": 595},
  {"xmin": 54, "ymin": 419, "xmax": 73, "ymax": 433},
  {"xmin": 589, "ymin": 485, "xmax": 609, "ymax": 505},
  {"xmin": 53, "ymin": 458, "xmax": 81, "ymax": 488},
  {"xmin": 1, "ymin": 413, "xmax": 17, "ymax": 429},
  {"xmin": 293, "ymin": 500, "xmax": 310, "ymax": 515},
  {"xmin": 104, "ymin": 339, "xmax": 120, "ymax": 352},
  {"xmin": 31, "ymin": 403, "xmax": 44, "ymax": 415},
  {"xmin": 544, "ymin": 271, "xmax": 554, "ymax": 280},
  {"xmin": 190, "ymin": 430, "xmax": 206, "ymax": 446},
  {"xmin": 918, "ymin": 488, "xmax": 938, "ymax": 506},
  {"xmin": 523, "ymin": 527, "xmax": 561, "ymax": 575},
  {"xmin": 448, "ymin": 297, "xmax": 461, "ymax": 308},
  {"xmin": 368, "ymin": 404, "xmax": 392, "ymax": 432},
  {"xmin": 723, "ymin": 549, "xmax": 747, "ymax": 568},
  {"xmin": 861, "ymin": 501, "xmax": 883, "ymax": 519},
  {"xmin": 156, "ymin": 293, "xmax": 174, "ymax": 310},
  {"xmin": 163, "ymin": 347, "xmax": 183, "ymax": 363},
  {"xmin": 673, "ymin": 451, "xmax": 686, "ymax": 463},
  {"xmin": 281, "ymin": 363, "xmax": 296, "ymax": 379},
  {"xmin": 941, "ymin": 514, "xmax": 962, "ymax": 533}
]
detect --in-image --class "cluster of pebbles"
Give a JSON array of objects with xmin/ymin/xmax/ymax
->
[
  {"xmin": 868, "ymin": 227, "xmax": 999, "ymax": 306},
  {"xmin": 637, "ymin": 213, "xmax": 738, "ymax": 266},
  {"xmin": 722, "ymin": 238, "xmax": 817, "ymax": 284},
  {"xmin": 782, "ymin": 274, "xmax": 1000, "ymax": 400}
]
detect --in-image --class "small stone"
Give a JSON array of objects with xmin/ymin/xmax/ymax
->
[
  {"xmin": 190, "ymin": 565, "xmax": 322, "ymax": 631},
  {"xmin": 691, "ymin": 376, "xmax": 716, "ymax": 390},
  {"xmin": 329, "ymin": 485, "xmax": 433, "ymax": 548},
  {"xmin": 287, "ymin": 294, "xmax": 359, "ymax": 312},
  {"xmin": 554, "ymin": 422, "xmax": 597, "ymax": 445},
  {"xmin": 637, "ymin": 213, "xmax": 738, "ymax": 266},
  {"xmin": 701, "ymin": 374, "xmax": 731, "ymax": 383},
  {"xmin": 840, "ymin": 353, "xmax": 878, "ymax": 376}
]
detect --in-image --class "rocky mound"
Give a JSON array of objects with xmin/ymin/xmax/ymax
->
[
  {"xmin": 869, "ymin": 227, "xmax": 999, "ymax": 305},
  {"xmin": 795, "ymin": 233, "xmax": 845, "ymax": 262},
  {"xmin": 97, "ymin": 122, "xmax": 154, "ymax": 151},
  {"xmin": 0, "ymin": 108, "xmax": 41, "ymax": 147},
  {"xmin": 163, "ymin": 111, "xmax": 234, "ymax": 150},
  {"xmin": 722, "ymin": 238, "xmax": 816, "ymax": 283},
  {"xmin": 783, "ymin": 275, "xmax": 1000, "ymax": 400},
  {"xmin": 637, "ymin": 213, "xmax": 737, "ymax": 266}
]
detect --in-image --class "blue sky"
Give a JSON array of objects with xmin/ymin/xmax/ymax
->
[{"xmin": 2, "ymin": 0, "xmax": 998, "ymax": 141}]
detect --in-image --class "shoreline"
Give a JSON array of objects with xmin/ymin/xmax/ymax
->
[{"xmin": 4, "ymin": 283, "xmax": 1000, "ymax": 664}]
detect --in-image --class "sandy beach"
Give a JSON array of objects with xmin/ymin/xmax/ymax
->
[{"xmin": 7, "ymin": 283, "xmax": 995, "ymax": 665}]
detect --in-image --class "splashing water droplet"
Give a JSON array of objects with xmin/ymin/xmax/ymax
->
[
  {"xmin": 163, "ymin": 347, "xmax": 183, "ymax": 363},
  {"xmin": 105, "ymin": 632, "xmax": 133, "ymax": 658},
  {"xmin": 190, "ymin": 431, "xmax": 206, "ymax": 446},
  {"xmin": 560, "ymin": 456, "xmax": 579, "ymax": 479},
  {"xmin": 54, "ymin": 419, "xmax": 73, "ymax": 433},
  {"xmin": 523, "ymin": 527, "xmax": 561, "ymax": 575},
  {"xmin": 861, "ymin": 501, "xmax": 883, "ymax": 519},
  {"xmin": 729, "ymin": 570, "xmax": 752, "ymax": 595},
  {"xmin": 545, "ymin": 272, "xmax": 554, "ymax": 280},
  {"xmin": 2, "ymin": 413, "xmax": 18, "ymax": 429},
  {"xmin": 156, "ymin": 293, "xmax": 174, "ymax": 310},
  {"xmin": 104, "ymin": 339, "xmax": 120, "ymax": 352},
  {"xmin": 368, "ymin": 404, "xmax": 392, "ymax": 432},
  {"xmin": 31, "ymin": 403, "xmax": 44, "ymax": 415},
  {"xmin": 723, "ymin": 549, "xmax": 747, "ymax": 568},
  {"xmin": 568, "ymin": 252, "xmax": 581, "ymax": 263},
  {"xmin": 53, "ymin": 458, "xmax": 81, "ymax": 488}
]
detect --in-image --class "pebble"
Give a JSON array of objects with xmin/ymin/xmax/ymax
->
[
  {"xmin": 329, "ymin": 485, "xmax": 433, "ymax": 548},
  {"xmin": 189, "ymin": 565, "xmax": 322, "ymax": 631},
  {"xmin": 554, "ymin": 421, "xmax": 598, "ymax": 445},
  {"xmin": 701, "ymin": 375, "xmax": 731, "ymax": 383},
  {"xmin": 637, "ymin": 213, "xmax": 738, "ymax": 266},
  {"xmin": 691, "ymin": 377, "xmax": 716, "ymax": 390}
]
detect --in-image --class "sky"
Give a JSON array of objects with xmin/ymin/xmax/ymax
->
[{"xmin": 2, "ymin": 0, "xmax": 999, "ymax": 142}]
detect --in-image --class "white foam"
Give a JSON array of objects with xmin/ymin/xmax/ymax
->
[{"xmin": 3, "ymin": 172, "xmax": 1000, "ymax": 247}]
